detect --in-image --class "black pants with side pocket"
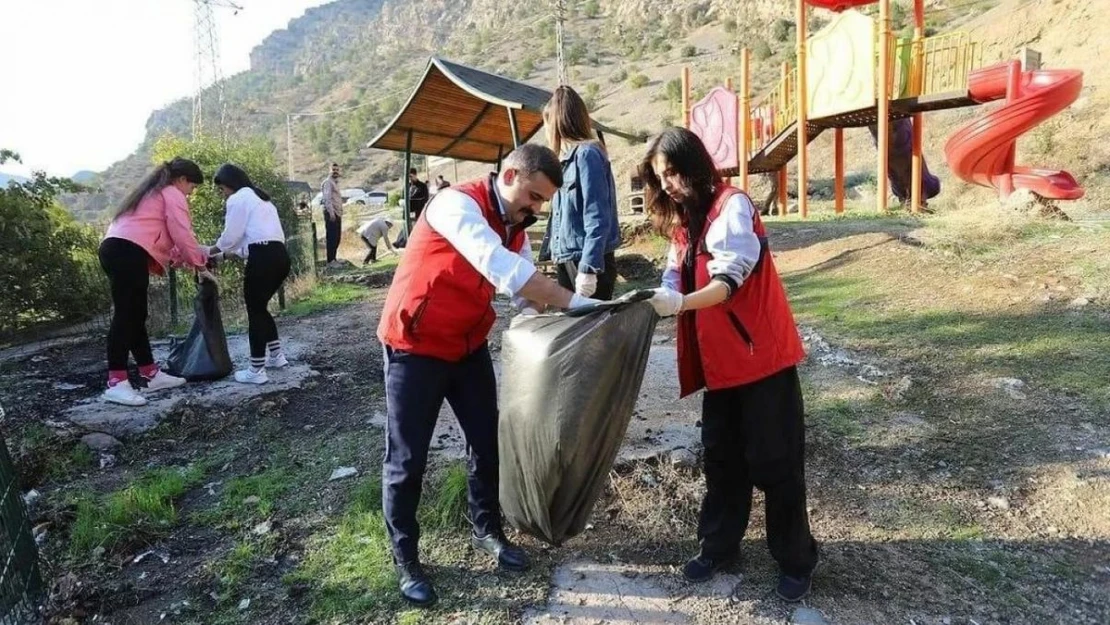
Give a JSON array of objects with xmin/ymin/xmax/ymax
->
[
  {"xmin": 98, "ymin": 237, "xmax": 155, "ymax": 372},
  {"xmin": 243, "ymin": 242, "xmax": 291, "ymax": 359},
  {"xmin": 697, "ymin": 366, "xmax": 819, "ymax": 577},
  {"xmin": 555, "ymin": 251, "xmax": 618, "ymax": 301}
]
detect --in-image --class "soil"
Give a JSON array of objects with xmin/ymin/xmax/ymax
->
[{"xmin": 2, "ymin": 217, "xmax": 1107, "ymax": 625}]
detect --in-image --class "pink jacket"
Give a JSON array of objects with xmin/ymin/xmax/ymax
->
[{"xmin": 104, "ymin": 186, "xmax": 208, "ymax": 275}]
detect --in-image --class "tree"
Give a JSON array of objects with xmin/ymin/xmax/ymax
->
[
  {"xmin": 583, "ymin": 0, "xmax": 600, "ymax": 18},
  {"xmin": 151, "ymin": 135, "xmax": 306, "ymax": 276},
  {"xmin": 0, "ymin": 150, "xmax": 107, "ymax": 334}
]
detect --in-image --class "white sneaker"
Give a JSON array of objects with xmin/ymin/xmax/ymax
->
[
  {"xmin": 103, "ymin": 382, "xmax": 148, "ymax": 407},
  {"xmin": 234, "ymin": 369, "xmax": 269, "ymax": 385},
  {"xmin": 144, "ymin": 371, "xmax": 187, "ymax": 393},
  {"xmin": 265, "ymin": 353, "xmax": 289, "ymax": 369}
]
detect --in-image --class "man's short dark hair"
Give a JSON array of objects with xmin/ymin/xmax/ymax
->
[
  {"xmin": 331, "ymin": 163, "xmax": 339, "ymax": 167},
  {"xmin": 503, "ymin": 143, "xmax": 563, "ymax": 188},
  {"xmin": 409, "ymin": 168, "xmax": 418, "ymax": 176}
]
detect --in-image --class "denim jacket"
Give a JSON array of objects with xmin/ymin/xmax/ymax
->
[{"xmin": 547, "ymin": 142, "xmax": 622, "ymax": 273}]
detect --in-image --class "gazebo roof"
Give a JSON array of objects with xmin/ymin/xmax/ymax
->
[{"xmin": 366, "ymin": 57, "xmax": 638, "ymax": 163}]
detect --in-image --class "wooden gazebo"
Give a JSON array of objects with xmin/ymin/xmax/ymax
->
[{"xmin": 366, "ymin": 56, "xmax": 640, "ymax": 231}]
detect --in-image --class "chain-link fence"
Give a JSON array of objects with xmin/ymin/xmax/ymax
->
[{"xmin": 0, "ymin": 406, "xmax": 43, "ymax": 624}]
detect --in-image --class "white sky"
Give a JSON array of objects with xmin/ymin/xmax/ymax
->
[{"xmin": 0, "ymin": 0, "xmax": 333, "ymax": 178}]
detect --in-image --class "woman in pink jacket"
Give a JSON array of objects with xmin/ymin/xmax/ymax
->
[{"xmin": 98, "ymin": 158, "xmax": 215, "ymax": 406}]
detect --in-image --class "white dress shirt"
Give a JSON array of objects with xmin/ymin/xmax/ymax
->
[
  {"xmin": 424, "ymin": 185, "xmax": 536, "ymax": 302},
  {"xmin": 357, "ymin": 218, "xmax": 392, "ymax": 245},
  {"xmin": 662, "ymin": 193, "xmax": 762, "ymax": 292},
  {"xmin": 215, "ymin": 187, "xmax": 286, "ymax": 258}
]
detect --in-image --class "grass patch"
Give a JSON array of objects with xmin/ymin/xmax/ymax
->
[
  {"xmin": 806, "ymin": 393, "xmax": 868, "ymax": 441},
  {"xmin": 785, "ymin": 272, "xmax": 1110, "ymax": 406},
  {"xmin": 13, "ymin": 424, "xmax": 97, "ymax": 483},
  {"xmin": 283, "ymin": 282, "xmax": 367, "ymax": 317},
  {"xmin": 287, "ymin": 463, "xmax": 471, "ymax": 621},
  {"xmin": 192, "ymin": 467, "xmax": 291, "ymax": 530},
  {"xmin": 70, "ymin": 464, "xmax": 207, "ymax": 557}
]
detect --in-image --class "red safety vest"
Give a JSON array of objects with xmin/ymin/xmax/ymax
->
[
  {"xmin": 377, "ymin": 175, "xmax": 529, "ymax": 361},
  {"xmin": 673, "ymin": 185, "xmax": 805, "ymax": 397}
]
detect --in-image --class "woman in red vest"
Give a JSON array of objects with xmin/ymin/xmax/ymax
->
[{"xmin": 642, "ymin": 128, "xmax": 819, "ymax": 602}]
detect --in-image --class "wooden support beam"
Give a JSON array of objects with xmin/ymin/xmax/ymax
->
[
  {"xmin": 877, "ymin": 0, "xmax": 892, "ymax": 213},
  {"xmin": 739, "ymin": 48, "xmax": 751, "ymax": 193},
  {"xmin": 835, "ymin": 127, "xmax": 845, "ymax": 214},
  {"xmin": 796, "ymin": 0, "xmax": 809, "ymax": 219}
]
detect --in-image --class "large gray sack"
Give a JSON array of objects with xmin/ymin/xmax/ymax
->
[{"xmin": 498, "ymin": 294, "xmax": 657, "ymax": 546}]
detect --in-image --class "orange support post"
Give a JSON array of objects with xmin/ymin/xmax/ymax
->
[
  {"xmin": 877, "ymin": 0, "xmax": 891, "ymax": 213},
  {"xmin": 681, "ymin": 66, "xmax": 691, "ymax": 129},
  {"xmin": 796, "ymin": 0, "xmax": 808, "ymax": 219},
  {"xmin": 910, "ymin": 0, "xmax": 925, "ymax": 213},
  {"xmin": 834, "ymin": 128, "xmax": 845, "ymax": 214},
  {"xmin": 739, "ymin": 48, "xmax": 751, "ymax": 193}
]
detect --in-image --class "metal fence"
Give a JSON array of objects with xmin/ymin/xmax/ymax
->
[{"xmin": 0, "ymin": 406, "xmax": 43, "ymax": 624}]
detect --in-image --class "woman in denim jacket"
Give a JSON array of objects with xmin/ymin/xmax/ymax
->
[{"xmin": 542, "ymin": 86, "xmax": 622, "ymax": 300}]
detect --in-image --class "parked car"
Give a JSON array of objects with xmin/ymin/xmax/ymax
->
[
  {"xmin": 345, "ymin": 190, "xmax": 388, "ymax": 207},
  {"xmin": 311, "ymin": 188, "xmax": 368, "ymax": 208}
]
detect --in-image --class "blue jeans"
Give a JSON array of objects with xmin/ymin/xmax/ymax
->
[{"xmin": 381, "ymin": 343, "xmax": 501, "ymax": 563}]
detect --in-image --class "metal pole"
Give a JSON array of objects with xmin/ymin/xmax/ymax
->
[
  {"xmin": 796, "ymin": 0, "xmax": 809, "ymax": 219},
  {"xmin": 403, "ymin": 129, "xmax": 413, "ymax": 235},
  {"xmin": 168, "ymin": 269, "xmax": 179, "ymax": 328},
  {"xmin": 311, "ymin": 221, "xmax": 319, "ymax": 274},
  {"xmin": 681, "ymin": 66, "xmax": 692, "ymax": 128},
  {"xmin": 286, "ymin": 113, "xmax": 294, "ymax": 181},
  {"xmin": 508, "ymin": 108, "xmax": 521, "ymax": 148}
]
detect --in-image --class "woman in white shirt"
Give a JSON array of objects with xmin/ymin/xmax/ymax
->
[{"xmin": 209, "ymin": 164, "xmax": 290, "ymax": 385}]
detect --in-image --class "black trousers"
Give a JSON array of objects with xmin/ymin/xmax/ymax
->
[
  {"xmin": 698, "ymin": 366, "xmax": 819, "ymax": 577},
  {"xmin": 360, "ymin": 235, "xmax": 377, "ymax": 264},
  {"xmin": 324, "ymin": 215, "xmax": 342, "ymax": 262},
  {"xmin": 99, "ymin": 237, "xmax": 155, "ymax": 371},
  {"xmin": 243, "ymin": 242, "xmax": 291, "ymax": 359},
  {"xmin": 381, "ymin": 343, "xmax": 501, "ymax": 564},
  {"xmin": 555, "ymin": 251, "xmax": 618, "ymax": 301}
]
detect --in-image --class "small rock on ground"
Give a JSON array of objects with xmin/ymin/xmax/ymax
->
[
  {"xmin": 81, "ymin": 432, "xmax": 122, "ymax": 452},
  {"xmin": 791, "ymin": 606, "xmax": 828, "ymax": 625}
]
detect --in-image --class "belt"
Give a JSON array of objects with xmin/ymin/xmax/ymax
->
[{"xmin": 248, "ymin": 240, "xmax": 284, "ymax": 246}]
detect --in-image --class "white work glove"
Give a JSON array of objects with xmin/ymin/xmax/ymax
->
[
  {"xmin": 568, "ymin": 293, "xmax": 602, "ymax": 309},
  {"xmin": 648, "ymin": 287, "xmax": 684, "ymax": 317},
  {"xmin": 575, "ymin": 272, "xmax": 598, "ymax": 297}
]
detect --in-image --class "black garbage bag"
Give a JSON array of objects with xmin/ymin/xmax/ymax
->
[
  {"xmin": 165, "ymin": 279, "xmax": 233, "ymax": 381},
  {"xmin": 498, "ymin": 290, "xmax": 657, "ymax": 546}
]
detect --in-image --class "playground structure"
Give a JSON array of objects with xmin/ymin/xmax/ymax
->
[{"xmin": 683, "ymin": 0, "xmax": 1085, "ymax": 217}]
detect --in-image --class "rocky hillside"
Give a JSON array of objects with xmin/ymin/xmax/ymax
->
[{"xmin": 63, "ymin": 0, "xmax": 1107, "ymax": 221}]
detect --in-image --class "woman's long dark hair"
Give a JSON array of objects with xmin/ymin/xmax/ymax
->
[
  {"xmin": 638, "ymin": 127, "xmax": 721, "ymax": 239},
  {"xmin": 213, "ymin": 163, "xmax": 271, "ymax": 202},
  {"xmin": 115, "ymin": 157, "xmax": 203, "ymax": 218}
]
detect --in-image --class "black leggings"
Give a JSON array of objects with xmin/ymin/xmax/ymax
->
[
  {"xmin": 99, "ymin": 237, "xmax": 154, "ymax": 371},
  {"xmin": 244, "ymin": 242, "xmax": 291, "ymax": 359}
]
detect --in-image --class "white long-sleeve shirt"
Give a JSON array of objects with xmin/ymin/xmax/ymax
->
[
  {"xmin": 424, "ymin": 186, "xmax": 536, "ymax": 304},
  {"xmin": 214, "ymin": 187, "xmax": 286, "ymax": 258},
  {"xmin": 661, "ymin": 193, "xmax": 762, "ymax": 292},
  {"xmin": 357, "ymin": 218, "xmax": 392, "ymax": 245}
]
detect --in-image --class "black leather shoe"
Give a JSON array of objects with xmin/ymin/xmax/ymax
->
[
  {"xmin": 681, "ymin": 550, "xmax": 737, "ymax": 582},
  {"xmin": 396, "ymin": 561, "xmax": 437, "ymax": 607},
  {"xmin": 471, "ymin": 532, "xmax": 530, "ymax": 572}
]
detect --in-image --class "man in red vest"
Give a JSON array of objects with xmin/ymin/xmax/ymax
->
[{"xmin": 377, "ymin": 144, "xmax": 600, "ymax": 606}]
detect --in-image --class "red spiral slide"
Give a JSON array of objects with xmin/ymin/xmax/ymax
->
[{"xmin": 944, "ymin": 60, "xmax": 1084, "ymax": 200}]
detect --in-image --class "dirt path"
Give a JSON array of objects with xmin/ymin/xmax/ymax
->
[{"xmin": 5, "ymin": 214, "xmax": 1108, "ymax": 624}]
